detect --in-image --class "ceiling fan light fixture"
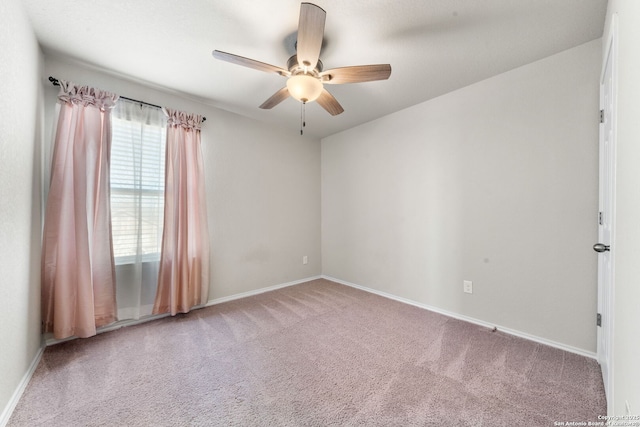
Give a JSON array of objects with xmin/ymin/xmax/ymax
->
[
  {"xmin": 212, "ymin": 3, "xmax": 390, "ymax": 118},
  {"xmin": 286, "ymin": 74, "xmax": 323, "ymax": 103}
]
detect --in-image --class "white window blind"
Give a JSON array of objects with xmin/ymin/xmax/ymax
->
[{"xmin": 110, "ymin": 106, "xmax": 166, "ymax": 265}]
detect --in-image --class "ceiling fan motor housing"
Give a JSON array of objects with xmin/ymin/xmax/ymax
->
[{"xmin": 288, "ymin": 54, "xmax": 323, "ymax": 76}]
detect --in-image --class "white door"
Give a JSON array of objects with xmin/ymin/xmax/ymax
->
[{"xmin": 597, "ymin": 14, "xmax": 617, "ymax": 414}]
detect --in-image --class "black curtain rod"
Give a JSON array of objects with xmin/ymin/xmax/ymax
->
[{"xmin": 48, "ymin": 76, "xmax": 206, "ymax": 122}]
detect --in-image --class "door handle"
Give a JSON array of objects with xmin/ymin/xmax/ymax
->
[{"xmin": 593, "ymin": 243, "xmax": 610, "ymax": 253}]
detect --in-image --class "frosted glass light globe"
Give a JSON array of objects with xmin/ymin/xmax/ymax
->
[{"xmin": 286, "ymin": 74, "xmax": 323, "ymax": 103}]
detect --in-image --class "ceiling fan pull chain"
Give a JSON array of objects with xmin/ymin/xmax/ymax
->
[{"xmin": 300, "ymin": 101, "xmax": 307, "ymax": 135}]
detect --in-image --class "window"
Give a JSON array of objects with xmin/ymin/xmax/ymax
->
[{"xmin": 110, "ymin": 103, "xmax": 167, "ymax": 265}]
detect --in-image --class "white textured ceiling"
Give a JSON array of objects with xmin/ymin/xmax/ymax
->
[{"xmin": 22, "ymin": 0, "xmax": 607, "ymax": 139}]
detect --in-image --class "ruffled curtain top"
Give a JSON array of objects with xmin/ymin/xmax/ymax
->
[
  {"xmin": 163, "ymin": 107, "xmax": 203, "ymax": 131},
  {"xmin": 57, "ymin": 80, "xmax": 119, "ymax": 111}
]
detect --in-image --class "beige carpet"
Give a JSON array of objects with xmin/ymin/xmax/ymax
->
[{"xmin": 9, "ymin": 279, "xmax": 605, "ymax": 426}]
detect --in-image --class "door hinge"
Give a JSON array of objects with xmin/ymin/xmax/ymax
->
[
  {"xmin": 600, "ymin": 109, "xmax": 605, "ymax": 123},
  {"xmin": 599, "ymin": 211, "xmax": 603, "ymax": 225},
  {"xmin": 597, "ymin": 313, "xmax": 602, "ymax": 327}
]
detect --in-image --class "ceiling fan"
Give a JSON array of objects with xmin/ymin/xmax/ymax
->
[{"xmin": 212, "ymin": 2, "xmax": 392, "ymax": 117}]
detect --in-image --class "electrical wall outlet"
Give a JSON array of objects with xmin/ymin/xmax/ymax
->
[
  {"xmin": 303, "ymin": 255, "xmax": 308, "ymax": 265},
  {"xmin": 463, "ymin": 280, "xmax": 473, "ymax": 294}
]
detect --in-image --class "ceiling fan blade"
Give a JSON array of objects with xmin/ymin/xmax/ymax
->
[
  {"xmin": 296, "ymin": 3, "xmax": 326, "ymax": 70},
  {"xmin": 320, "ymin": 64, "xmax": 392, "ymax": 84},
  {"xmin": 212, "ymin": 50, "xmax": 290, "ymax": 77},
  {"xmin": 317, "ymin": 89, "xmax": 344, "ymax": 116},
  {"xmin": 259, "ymin": 87, "xmax": 290, "ymax": 109}
]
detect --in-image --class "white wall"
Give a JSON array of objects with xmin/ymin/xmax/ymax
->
[
  {"xmin": 0, "ymin": 0, "xmax": 44, "ymax": 421},
  {"xmin": 603, "ymin": 1, "xmax": 640, "ymax": 416},
  {"xmin": 322, "ymin": 40, "xmax": 601, "ymax": 353},
  {"xmin": 43, "ymin": 56, "xmax": 322, "ymax": 301}
]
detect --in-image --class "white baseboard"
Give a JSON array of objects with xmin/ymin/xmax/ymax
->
[
  {"xmin": 206, "ymin": 275, "xmax": 323, "ymax": 306},
  {"xmin": 0, "ymin": 343, "xmax": 45, "ymax": 427},
  {"xmin": 46, "ymin": 276, "xmax": 323, "ymax": 347},
  {"xmin": 322, "ymin": 275, "xmax": 597, "ymax": 360},
  {"xmin": 117, "ymin": 304, "xmax": 154, "ymax": 322},
  {"xmin": 45, "ymin": 312, "xmax": 172, "ymax": 347}
]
